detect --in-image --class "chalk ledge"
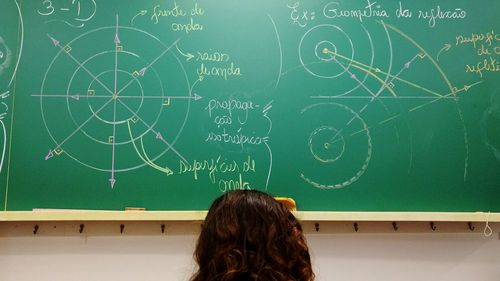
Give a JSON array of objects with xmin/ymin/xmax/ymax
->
[{"xmin": 0, "ymin": 211, "xmax": 499, "ymax": 222}]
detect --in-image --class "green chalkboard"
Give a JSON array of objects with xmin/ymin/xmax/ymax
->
[{"xmin": 1, "ymin": 0, "xmax": 499, "ymax": 212}]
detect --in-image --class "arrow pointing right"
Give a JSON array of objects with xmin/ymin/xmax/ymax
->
[
  {"xmin": 437, "ymin": 44, "xmax": 452, "ymax": 61},
  {"xmin": 175, "ymin": 44, "xmax": 194, "ymax": 61}
]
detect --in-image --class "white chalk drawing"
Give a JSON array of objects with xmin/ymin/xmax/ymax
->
[
  {"xmin": 0, "ymin": 37, "xmax": 12, "ymax": 77},
  {"xmin": 1, "ymin": 0, "xmax": 23, "ymax": 181},
  {"xmin": 36, "ymin": 15, "xmax": 199, "ymax": 188},
  {"xmin": 267, "ymin": 14, "xmax": 283, "ymax": 89},
  {"xmin": 294, "ymin": 19, "xmax": 482, "ymax": 189},
  {"xmin": 38, "ymin": 0, "xmax": 97, "ymax": 28},
  {"xmin": 0, "ymin": 91, "xmax": 9, "ymax": 176},
  {"xmin": 8, "ymin": 0, "xmax": 23, "ymax": 89},
  {"xmin": 300, "ymin": 102, "xmax": 372, "ymax": 189}
]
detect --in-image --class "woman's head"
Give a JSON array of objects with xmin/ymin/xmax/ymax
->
[{"xmin": 191, "ymin": 190, "xmax": 314, "ymax": 281}]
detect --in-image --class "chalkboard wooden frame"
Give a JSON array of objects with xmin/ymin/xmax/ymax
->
[{"xmin": 0, "ymin": 211, "xmax": 499, "ymax": 222}]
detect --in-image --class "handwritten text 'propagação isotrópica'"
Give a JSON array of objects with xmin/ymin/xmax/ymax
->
[{"xmin": 204, "ymin": 98, "xmax": 272, "ymax": 148}]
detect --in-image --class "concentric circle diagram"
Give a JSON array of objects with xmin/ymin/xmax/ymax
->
[
  {"xmin": 298, "ymin": 23, "xmax": 381, "ymax": 97},
  {"xmin": 38, "ymin": 23, "xmax": 192, "ymax": 187},
  {"xmin": 297, "ymin": 21, "xmax": 473, "ymax": 190},
  {"xmin": 300, "ymin": 103, "xmax": 372, "ymax": 190}
]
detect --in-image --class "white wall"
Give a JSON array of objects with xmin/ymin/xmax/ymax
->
[
  {"xmin": 310, "ymin": 234, "xmax": 500, "ymax": 281},
  {"xmin": 0, "ymin": 222, "xmax": 499, "ymax": 281}
]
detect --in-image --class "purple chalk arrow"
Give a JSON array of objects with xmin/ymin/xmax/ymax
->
[{"xmin": 47, "ymin": 35, "xmax": 60, "ymax": 47}]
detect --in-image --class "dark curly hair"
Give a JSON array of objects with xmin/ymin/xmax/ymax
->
[{"xmin": 190, "ymin": 190, "xmax": 315, "ymax": 281}]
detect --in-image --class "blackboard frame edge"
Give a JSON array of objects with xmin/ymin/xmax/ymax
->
[{"xmin": 0, "ymin": 211, "xmax": 499, "ymax": 222}]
